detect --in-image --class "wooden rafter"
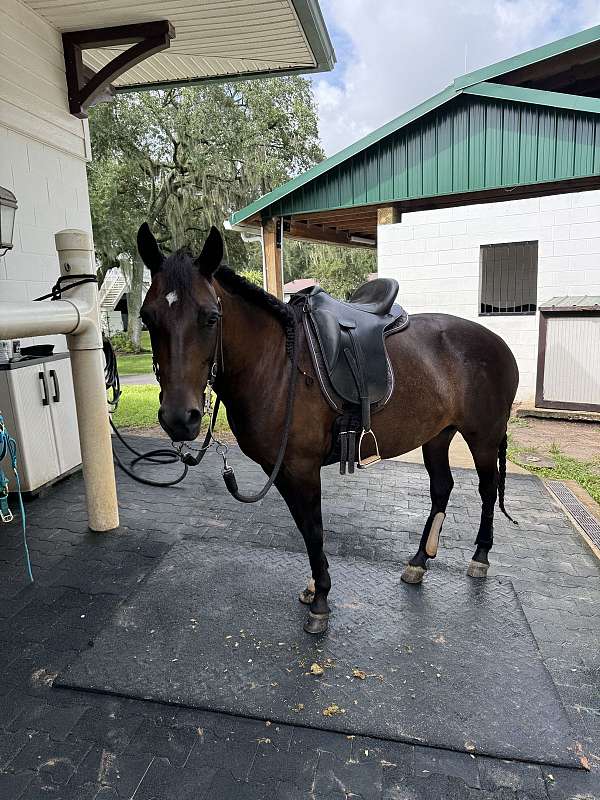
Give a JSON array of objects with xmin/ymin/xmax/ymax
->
[{"xmin": 63, "ymin": 21, "xmax": 175, "ymax": 118}]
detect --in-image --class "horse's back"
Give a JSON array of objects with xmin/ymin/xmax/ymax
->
[{"xmin": 385, "ymin": 311, "xmax": 519, "ymax": 414}]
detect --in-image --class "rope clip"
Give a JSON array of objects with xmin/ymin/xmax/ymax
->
[{"xmin": 0, "ymin": 482, "xmax": 13, "ymax": 523}]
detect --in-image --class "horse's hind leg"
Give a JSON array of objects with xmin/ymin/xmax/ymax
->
[
  {"xmin": 402, "ymin": 427, "xmax": 455, "ymax": 585},
  {"xmin": 463, "ymin": 438, "xmax": 500, "ymax": 578}
]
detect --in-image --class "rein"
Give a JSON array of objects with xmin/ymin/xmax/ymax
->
[{"xmin": 158, "ymin": 296, "xmax": 300, "ymax": 503}]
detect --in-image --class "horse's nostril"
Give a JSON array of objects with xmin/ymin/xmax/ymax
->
[{"xmin": 187, "ymin": 408, "xmax": 202, "ymax": 425}]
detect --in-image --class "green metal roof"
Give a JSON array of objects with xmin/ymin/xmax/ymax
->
[
  {"xmin": 231, "ymin": 23, "xmax": 600, "ymax": 228},
  {"xmin": 454, "ymin": 24, "xmax": 600, "ymax": 90}
]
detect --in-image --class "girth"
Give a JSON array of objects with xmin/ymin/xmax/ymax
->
[{"xmin": 290, "ymin": 280, "xmax": 409, "ymax": 473}]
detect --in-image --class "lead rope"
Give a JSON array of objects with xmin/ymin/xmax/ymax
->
[
  {"xmin": 219, "ymin": 319, "xmax": 300, "ymax": 503},
  {"xmin": 0, "ymin": 413, "xmax": 33, "ymax": 582}
]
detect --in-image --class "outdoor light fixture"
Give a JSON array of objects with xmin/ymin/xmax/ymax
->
[
  {"xmin": 350, "ymin": 235, "xmax": 376, "ymax": 246},
  {"xmin": 0, "ymin": 187, "xmax": 17, "ymax": 257}
]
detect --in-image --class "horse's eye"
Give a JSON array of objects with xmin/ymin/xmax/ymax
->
[{"xmin": 205, "ymin": 314, "xmax": 219, "ymax": 327}]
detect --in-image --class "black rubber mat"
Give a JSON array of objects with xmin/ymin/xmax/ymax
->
[{"xmin": 58, "ymin": 541, "xmax": 578, "ymax": 767}]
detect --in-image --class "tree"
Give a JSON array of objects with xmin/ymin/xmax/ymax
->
[
  {"xmin": 88, "ymin": 78, "xmax": 323, "ymax": 349},
  {"xmin": 281, "ymin": 240, "xmax": 376, "ymax": 299},
  {"xmin": 308, "ymin": 244, "xmax": 376, "ymax": 299}
]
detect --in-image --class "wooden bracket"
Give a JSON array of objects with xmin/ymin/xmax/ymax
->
[{"xmin": 62, "ymin": 21, "xmax": 175, "ymax": 118}]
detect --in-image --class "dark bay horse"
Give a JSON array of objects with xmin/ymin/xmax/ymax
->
[{"xmin": 137, "ymin": 223, "xmax": 519, "ymax": 634}]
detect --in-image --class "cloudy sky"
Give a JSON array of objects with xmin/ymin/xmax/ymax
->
[{"xmin": 312, "ymin": 0, "xmax": 600, "ymax": 156}]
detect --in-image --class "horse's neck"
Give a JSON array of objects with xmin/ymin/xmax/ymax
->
[{"xmin": 213, "ymin": 282, "xmax": 287, "ymax": 413}]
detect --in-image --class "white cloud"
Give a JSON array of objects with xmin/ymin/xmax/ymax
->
[{"xmin": 314, "ymin": 0, "xmax": 600, "ymax": 156}]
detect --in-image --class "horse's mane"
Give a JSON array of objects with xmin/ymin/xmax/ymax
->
[
  {"xmin": 215, "ymin": 265, "xmax": 295, "ymax": 331},
  {"xmin": 215, "ymin": 265, "xmax": 296, "ymax": 356}
]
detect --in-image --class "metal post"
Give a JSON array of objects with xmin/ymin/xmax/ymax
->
[{"xmin": 54, "ymin": 230, "xmax": 119, "ymax": 532}]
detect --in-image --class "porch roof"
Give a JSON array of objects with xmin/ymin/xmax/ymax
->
[{"xmin": 23, "ymin": 0, "xmax": 335, "ymax": 89}]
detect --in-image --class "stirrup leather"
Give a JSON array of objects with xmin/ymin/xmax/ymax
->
[{"xmin": 357, "ymin": 429, "xmax": 381, "ymax": 469}]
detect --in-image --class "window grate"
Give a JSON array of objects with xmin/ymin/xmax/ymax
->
[{"xmin": 479, "ymin": 241, "xmax": 538, "ymax": 316}]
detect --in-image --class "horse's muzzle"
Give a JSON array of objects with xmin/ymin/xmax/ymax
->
[{"xmin": 158, "ymin": 406, "xmax": 202, "ymax": 442}]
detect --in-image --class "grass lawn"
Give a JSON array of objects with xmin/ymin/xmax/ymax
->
[
  {"xmin": 112, "ymin": 384, "xmax": 230, "ymax": 433},
  {"xmin": 508, "ymin": 434, "xmax": 600, "ymax": 505},
  {"xmin": 115, "ymin": 331, "xmax": 153, "ymax": 376}
]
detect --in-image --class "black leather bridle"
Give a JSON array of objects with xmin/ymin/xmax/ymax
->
[{"xmin": 154, "ymin": 297, "xmax": 301, "ymax": 503}]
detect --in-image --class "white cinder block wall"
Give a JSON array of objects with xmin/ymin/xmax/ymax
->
[
  {"xmin": 0, "ymin": 0, "xmax": 92, "ymax": 348},
  {"xmin": 378, "ymin": 191, "xmax": 600, "ymax": 402}
]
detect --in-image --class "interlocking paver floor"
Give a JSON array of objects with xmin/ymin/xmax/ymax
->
[{"xmin": 1, "ymin": 436, "xmax": 599, "ymax": 799}]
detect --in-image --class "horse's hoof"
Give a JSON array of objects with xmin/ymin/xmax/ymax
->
[
  {"xmin": 467, "ymin": 560, "xmax": 489, "ymax": 578},
  {"xmin": 299, "ymin": 578, "xmax": 315, "ymax": 605},
  {"xmin": 303, "ymin": 611, "xmax": 329, "ymax": 635},
  {"xmin": 401, "ymin": 564, "xmax": 426, "ymax": 584}
]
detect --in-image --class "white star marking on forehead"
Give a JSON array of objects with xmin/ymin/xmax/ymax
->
[{"xmin": 165, "ymin": 291, "xmax": 178, "ymax": 307}]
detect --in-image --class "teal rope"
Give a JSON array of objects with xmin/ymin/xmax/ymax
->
[{"xmin": 0, "ymin": 414, "xmax": 33, "ymax": 583}]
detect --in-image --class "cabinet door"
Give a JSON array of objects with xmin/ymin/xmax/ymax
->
[
  {"xmin": 46, "ymin": 358, "xmax": 82, "ymax": 474},
  {"xmin": 5, "ymin": 364, "xmax": 59, "ymax": 492}
]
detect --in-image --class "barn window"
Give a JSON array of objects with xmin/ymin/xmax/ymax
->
[{"xmin": 479, "ymin": 241, "xmax": 538, "ymax": 315}]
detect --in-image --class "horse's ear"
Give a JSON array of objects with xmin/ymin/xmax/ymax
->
[
  {"xmin": 137, "ymin": 223, "xmax": 164, "ymax": 276},
  {"xmin": 196, "ymin": 226, "xmax": 223, "ymax": 278}
]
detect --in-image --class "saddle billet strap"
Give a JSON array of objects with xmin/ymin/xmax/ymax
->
[
  {"xmin": 339, "ymin": 427, "xmax": 348, "ymax": 475},
  {"xmin": 346, "ymin": 430, "xmax": 356, "ymax": 474},
  {"xmin": 343, "ymin": 326, "xmax": 371, "ymax": 432}
]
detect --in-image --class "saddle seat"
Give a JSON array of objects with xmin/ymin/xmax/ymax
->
[
  {"xmin": 290, "ymin": 278, "xmax": 409, "ymax": 472},
  {"xmin": 346, "ymin": 277, "xmax": 399, "ymax": 315}
]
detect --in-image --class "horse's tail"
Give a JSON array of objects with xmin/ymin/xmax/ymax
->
[{"xmin": 498, "ymin": 433, "xmax": 518, "ymax": 525}]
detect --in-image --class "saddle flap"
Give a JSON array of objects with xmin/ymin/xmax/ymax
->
[{"xmin": 310, "ymin": 307, "xmax": 342, "ymax": 373}]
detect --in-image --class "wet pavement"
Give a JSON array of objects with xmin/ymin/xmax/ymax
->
[{"xmin": 0, "ymin": 436, "xmax": 599, "ymax": 799}]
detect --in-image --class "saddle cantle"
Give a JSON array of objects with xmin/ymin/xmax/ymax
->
[{"xmin": 290, "ymin": 279, "xmax": 409, "ymax": 473}]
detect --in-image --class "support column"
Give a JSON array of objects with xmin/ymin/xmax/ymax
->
[
  {"xmin": 55, "ymin": 230, "xmax": 119, "ymax": 532},
  {"xmin": 262, "ymin": 217, "xmax": 283, "ymax": 300},
  {"xmin": 377, "ymin": 205, "xmax": 402, "ymax": 226}
]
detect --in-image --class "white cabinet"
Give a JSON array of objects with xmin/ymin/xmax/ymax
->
[{"xmin": 0, "ymin": 354, "xmax": 81, "ymax": 493}]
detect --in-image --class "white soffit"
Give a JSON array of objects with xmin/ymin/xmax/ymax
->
[{"xmin": 23, "ymin": 0, "xmax": 335, "ymax": 89}]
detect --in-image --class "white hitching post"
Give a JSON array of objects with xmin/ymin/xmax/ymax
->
[
  {"xmin": 54, "ymin": 230, "xmax": 119, "ymax": 532},
  {"xmin": 0, "ymin": 230, "xmax": 119, "ymax": 530}
]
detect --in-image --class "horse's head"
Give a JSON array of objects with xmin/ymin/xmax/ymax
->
[{"xmin": 137, "ymin": 223, "xmax": 224, "ymax": 442}]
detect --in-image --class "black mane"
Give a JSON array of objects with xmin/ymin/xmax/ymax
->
[{"xmin": 215, "ymin": 265, "xmax": 295, "ymax": 331}]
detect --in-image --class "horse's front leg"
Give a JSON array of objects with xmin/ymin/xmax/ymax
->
[{"xmin": 275, "ymin": 467, "xmax": 331, "ymax": 634}]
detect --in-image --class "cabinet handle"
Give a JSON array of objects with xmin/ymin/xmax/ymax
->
[
  {"xmin": 39, "ymin": 372, "xmax": 49, "ymax": 406},
  {"xmin": 49, "ymin": 369, "xmax": 60, "ymax": 403}
]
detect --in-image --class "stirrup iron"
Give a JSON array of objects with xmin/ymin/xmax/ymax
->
[{"xmin": 357, "ymin": 429, "xmax": 381, "ymax": 469}]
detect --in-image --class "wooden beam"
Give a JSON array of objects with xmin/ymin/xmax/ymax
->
[
  {"xmin": 262, "ymin": 218, "xmax": 283, "ymax": 300},
  {"xmin": 377, "ymin": 206, "xmax": 402, "ymax": 225},
  {"xmin": 62, "ymin": 21, "xmax": 175, "ymax": 118},
  {"xmin": 288, "ymin": 221, "xmax": 375, "ymax": 248}
]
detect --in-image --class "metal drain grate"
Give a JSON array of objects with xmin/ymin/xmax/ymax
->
[{"xmin": 546, "ymin": 480, "xmax": 600, "ymax": 552}]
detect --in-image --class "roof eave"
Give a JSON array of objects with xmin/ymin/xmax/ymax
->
[
  {"xmin": 113, "ymin": 0, "xmax": 335, "ymax": 94},
  {"xmin": 114, "ymin": 63, "xmax": 328, "ymax": 94},
  {"xmin": 464, "ymin": 82, "xmax": 600, "ymax": 114}
]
